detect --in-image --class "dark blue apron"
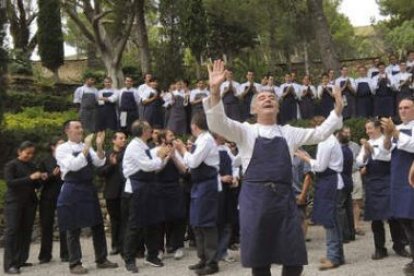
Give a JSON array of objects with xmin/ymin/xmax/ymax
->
[
  {"xmin": 129, "ymin": 149, "xmax": 164, "ymax": 228},
  {"xmin": 191, "ymin": 92, "xmax": 208, "ymax": 118},
  {"xmin": 167, "ymin": 95, "xmax": 188, "ymax": 135},
  {"xmin": 241, "ymin": 85, "xmax": 255, "ymax": 121},
  {"xmin": 364, "ymin": 156, "xmax": 392, "ymax": 221},
  {"xmin": 299, "ymin": 87, "xmax": 315, "ymax": 120},
  {"xmin": 57, "ymin": 152, "xmax": 103, "ymax": 231},
  {"xmin": 341, "ymin": 145, "xmax": 354, "ymax": 191},
  {"xmin": 392, "ymin": 69, "xmax": 400, "ymax": 76},
  {"xmin": 96, "ymin": 91, "xmax": 118, "ymax": 131},
  {"xmin": 143, "ymin": 90, "xmax": 159, "ymax": 127},
  {"xmin": 373, "ymin": 78, "xmax": 395, "ymax": 117},
  {"xmin": 371, "ymin": 71, "xmax": 379, "ymax": 78},
  {"xmin": 79, "ymin": 91, "xmax": 97, "ymax": 132},
  {"xmin": 390, "ymin": 129, "xmax": 414, "ymax": 219},
  {"xmin": 156, "ymin": 157, "xmax": 186, "ymax": 221},
  {"xmin": 320, "ymin": 87, "xmax": 335, "ymax": 118},
  {"xmin": 312, "ymin": 168, "xmax": 338, "ymax": 228},
  {"xmin": 217, "ymin": 150, "xmax": 237, "ymax": 226},
  {"xmin": 356, "ymin": 82, "xmax": 373, "ymax": 118},
  {"xmin": 239, "ymin": 135, "xmax": 307, "ymax": 267},
  {"xmin": 222, "ymin": 86, "xmax": 241, "ymax": 122},
  {"xmin": 280, "ymin": 86, "xmax": 297, "ymax": 125},
  {"xmin": 189, "ymin": 145, "xmax": 219, "ymax": 227},
  {"xmin": 119, "ymin": 90, "xmax": 138, "ymax": 131},
  {"xmin": 340, "ymin": 80, "xmax": 355, "ymax": 119}
]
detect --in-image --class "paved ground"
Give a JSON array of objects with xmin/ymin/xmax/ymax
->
[{"xmin": 0, "ymin": 221, "xmax": 409, "ymax": 275}]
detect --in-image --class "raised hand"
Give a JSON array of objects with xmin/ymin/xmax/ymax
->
[
  {"xmin": 208, "ymin": 59, "xmax": 227, "ymax": 89},
  {"xmin": 380, "ymin": 117, "xmax": 396, "ymax": 137},
  {"xmin": 84, "ymin": 133, "xmax": 95, "ymax": 148}
]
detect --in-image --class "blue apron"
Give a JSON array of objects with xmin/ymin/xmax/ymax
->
[
  {"xmin": 143, "ymin": 91, "xmax": 161, "ymax": 127},
  {"xmin": 280, "ymin": 86, "xmax": 297, "ymax": 125},
  {"xmin": 356, "ymin": 82, "xmax": 373, "ymax": 118},
  {"xmin": 299, "ymin": 87, "xmax": 315, "ymax": 120},
  {"xmin": 167, "ymin": 95, "xmax": 188, "ymax": 135},
  {"xmin": 312, "ymin": 168, "xmax": 338, "ymax": 228},
  {"xmin": 191, "ymin": 92, "xmax": 208, "ymax": 118},
  {"xmin": 341, "ymin": 145, "xmax": 354, "ymax": 191},
  {"xmin": 119, "ymin": 90, "xmax": 138, "ymax": 131},
  {"xmin": 189, "ymin": 146, "xmax": 219, "ymax": 227},
  {"xmin": 371, "ymin": 71, "xmax": 379, "ymax": 78},
  {"xmin": 239, "ymin": 135, "xmax": 307, "ymax": 267},
  {"xmin": 364, "ymin": 157, "xmax": 392, "ymax": 221},
  {"xmin": 340, "ymin": 80, "xmax": 355, "ymax": 119},
  {"xmin": 240, "ymin": 86, "xmax": 255, "ymax": 121},
  {"xmin": 96, "ymin": 91, "xmax": 118, "ymax": 131},
  {"xmin": 129, "ymin": 149, "xmax": 164, "ymax": 228},
  {"xmin": 222, "ymin": 87, "xmax": 241, "ymax": 122},
  {"xmin": 373, "ymin": 78, "xmax": 395, "ymax": 117},
  {"xmin": 320, "ymin": 87, "xmax": 335, "ymax": 118},
  {"xmin": 156, "ymin": 157, "xmax": 186, "ymax": 221},
  {"xmin": 390, "ymin": 129, "xmax": 414, "ymax": 219},
  {"xmin": 57, "ymin": 152, "xmax": 103, "ymax": 231},
  {"xmin": 79, "ymin": 92, "xmax": 97, "ymax": 132}
]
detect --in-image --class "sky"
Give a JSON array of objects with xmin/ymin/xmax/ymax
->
[{"xmin": 339, "ymin": 0, "xmax": 387, "ymax": 26}]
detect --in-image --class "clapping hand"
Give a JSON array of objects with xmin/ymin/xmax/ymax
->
[
  {"xmin": 294, "ymin": 149, "xmax": 311, "ymax": 163},
  {"xmin": 84, "ymin": 133, "xmax": 95, "ymax": 148},
  {"xmin": 96, "ymin": 131, "xmax": 106, "ymax": 147}
]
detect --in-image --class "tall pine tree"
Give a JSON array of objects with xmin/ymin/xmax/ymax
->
[
  {"xmin": 37, "ymin": 0, "xmax": 64, "ymax": 82},
  {"xmin": 0, "ymin": 0, "xmax": 8, "ymax": 125}
]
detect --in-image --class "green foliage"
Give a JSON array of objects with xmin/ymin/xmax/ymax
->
[
  {"xmin": 378, "ymin": 0, "xmax": 414, "ymax": 27},
  {"xmin": 385, "ymin": 20, "xmax": 414, "ymax": 54},
  {"xmin": 82, "ymin": 69, "xmax": 107, "ymax": 84},
  {"xmin": 3, "ymin": 92, "xmax": 73, "ymax": 113},
  {"xmin": 37, "ymin": 0, "xmax": 64, "ymax": 73},
  {"xmin": 0, "ymin": 4, "xmax": 7, "ymax": 126}
]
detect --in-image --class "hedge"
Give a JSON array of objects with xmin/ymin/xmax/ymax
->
[{"xmin": 4, "ymin": 91, "xmax": 74, "ymax": 113}]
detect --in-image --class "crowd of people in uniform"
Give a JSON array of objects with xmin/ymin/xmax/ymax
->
[{"xmin": 2, "ymin": 53, "xmax": 414, "ymax": 276}]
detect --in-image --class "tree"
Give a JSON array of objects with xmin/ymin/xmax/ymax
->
[
  {"xmin": 7, "ymin": 0, "xmax": 37, "ymax": 74},
  {"xmin": 37, "ymin": 0, "xmax": 64, "ymax": 82},
  {"xmin": 0, "ymin": 0, "xmax": 7, "ymax": 125},
  {"xmin": 134, "ymin": 0, "xmax": 151, "ymax": 74},
  {"xmin": 61, "ymin": 0, "xmax": 138, "ymax": 88},
  {"xmin": 377, "ymin": 0, "xmax": 414, "ymax": 27},
  {"xmin": 307, "ymin": 0, "xmax": 341, "ymax": 71}
]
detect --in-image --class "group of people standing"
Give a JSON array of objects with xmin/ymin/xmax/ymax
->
[{"xmin": 3, "ymin": 54, "xmax": 414, "ymax": 276}]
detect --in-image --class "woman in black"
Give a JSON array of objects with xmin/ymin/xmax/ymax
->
[
  {"xmin": 3, "ymin": 141, "xmax": 45, "ymax": 274},
  {"xmin": 38, "ymin": 138, "xmax": 69, "ymax": 264}
]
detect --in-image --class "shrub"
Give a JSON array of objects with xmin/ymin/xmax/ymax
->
[{"xmin": 4, "ymin": 92, "xmax": 74, "ymax": 113}]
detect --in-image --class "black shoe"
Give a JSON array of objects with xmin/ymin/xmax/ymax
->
[
  {"xmin": 189, "ymin": 262, "xmax": 205, "ymax": 270},
  {"xmin": 371, "ymin": 248, "xmax": 388, "ymax": 260},
  {"xmin": 5, "ymin": 267, "xmax": 21, "ymax": 274},
  {"xmin": 395, "ymin": 247, "xmax": 412, "ymax": 258},
  {"xmin": 97, "ymin": 259, "xmax": 119, "ymax": 269},
  {"xmin": 404, "ymin": 261, "xmax": 414, "ymax": 275},
  {"xmin": 39, "ymin": 259, "xmax": 51, "ymax": 264},
  {"xmin": 196, "ymin": 264, "xmax": 219, "ymax": 275},
  {"xmin": 144, "ymin": 257, "xmax": 164, "ymax": 267},
  {"xmin": 125, "ymin": 263, "xmax": 139, "ymax": 273},
  {"xmin": 18, "ymin": 263, "xmax": 33, "ymax": 268}
]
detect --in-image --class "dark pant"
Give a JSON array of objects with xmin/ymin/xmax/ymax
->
[
  {"xmin": 216, "ymin": 223, "xmax": 232, "ymax": 260},
  {"xmin": 120, "ymin": 194, "xmax": 145, "ymax": 257},
  {"xmin": 106, "ymin": 198, "xmax": 122, "ymax": 251},
  {"xmin": 161, "ymin": 219, "xmax": 186, "ymax": 251},
  {"xmin": 124, "ymin": 224, "xmax": 162, "ymax": 264},
  {"xmin": 66, "ymin": 224, "xmax": 107, "ymax": 268},
  {"xmin": 193, "ymin": 226, "xmax": 218, "ymax": 267},
  {"xmin": 38, "ymin": 198, "xmax": 68, "ymax": 261},
  {"xmin": 252, "ymin": 265, "xmax": 303, "ymax": 276},
  {"xmin": 399, "ymin": 219, "xmax": 414, "ymax": 261},
  {"xmin": 372, "ymin": 219, "xmax": 406, "ymax": 251},
  {"xmin": 338, "ymin": 187, "xmax": 355, "ymax": 241},
  {"xmin": 3, "ymin": 199, "xmax": 37, "ymax": 271}
]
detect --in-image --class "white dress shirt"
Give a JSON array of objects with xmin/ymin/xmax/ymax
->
[
  {"xmin": 355, "ymin": 77, "xmax": 375, "ymax": 94},
  {"xmin": 317, "ymin": 84, "xmax": 334, "ymax": 99},
  {"xmin": 220, "ymin": 81, "xmax": 241, "ymax": 97},
  {"xmin": 309, "ymin": 135, "xmax": 344, "ymax": 189},
  {"xmin": 372, "ymin": 73, "xmax": 392, "ymax": 93},
  {"xmin": 335, "ymin": 76, "xmax": 356, "ymax": 90},
  {"xmin": 97, "ymin": 88, "xmax": 119, "ymax": 105},
  {"xmin": 277, "ymin": 83, "xmax": 300, "ymax": 99},
  {"xmin": 261, "ymin": 85, "xmax": 279, "ymax": 96},
  {"xmin": 356, "ymin": 135, "xmax": 391, "ymax": 167},
  {"xmin": 299, "ymin": 85, "xmax": 317, "ymax": 99},
  {"xmin": 190, "ymin": 88, "xmax": 210, "ymax": 102},
  {"xmin": 123, "ymin": 138, "xmax": 163, "ymax": 193},
  {"xmin": 390, "ymin": 121, "xmax": 414, "ymax": 153},
  {"xmin": 386, "ymin": 64, "xmax": 400, "ymax": 76},
  {"xmin": 238, "ymin": 82, "xmax": 262, "ymax": 95},
  {"xmin": 137, "ymin": 83, "xmax": 151, "ymax": 98},
  {"xmin": 203, "ymin": 99, "xmax": 343, "ymax": 174},
  {"xmin": 118, "ymin": 87, "xmax": 140, "ymax": 106},
  {"xmin": 140, "ymin": 87, "xmax": 157, "ymax": 102},
  {"xmin": 392, "ymin": 72, "xmax": 413, "ymax": 90},
  {"xmin": 56, "ymin": 141, "xmax": 106, "ymax": 180},
  {"xmin": 151, "ymin": 147, "xmax": 185, "ymax": 171},
  {"xmin": 368, "ymin": 67, "xmax": 379, "ymax": 78},
  {"xmin": 162, "ymin": 92, "xmax": 174, "ymax": 108},
  {"xmin": 73, "ymin": 85, "xmax": 98, "ymax": 104}
]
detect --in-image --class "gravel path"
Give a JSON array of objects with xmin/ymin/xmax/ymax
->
[{"xmin": 0, "ymin": 221, "xmax": 409, "ymax": 275}]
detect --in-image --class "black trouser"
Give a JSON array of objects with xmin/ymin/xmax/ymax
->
[
  {"xmin": 338, "ymin": 187, "xmax": 355, "ymax": 241},
  {"xmin": 66, "ymin": 224, "xmax": 107, "ymax": 268},
  {"xmin": 124, "ymin": 224, "xmax": 162, "ymax": 264},
  {"xmin": 252, "ymin": 265, "xmax": 303, "ymax": 276},
  {"xmin": 372, "ymin": 219, "xmax": 406, "ymax": 251},
  {"xmin": 120, "ymin": 193, "xmax": 145, "ymax": 257},
  {"xmin": 193, "ymin": 226, "xmax": 218, "ymax": 267},
  {"xmin": 399, "ymin": 219, "xmax": 414, "ymax": 261},
  {"xmin": 106, "ymin": 198, "xmax": 122, "ymax": 251},
  {"xmin": 3, "ymin": 199, "xmax": 37, "ymax": 271},
  {"xmin": 161, "ymin": 219, "xmax": 186, "ymax": 251},
  {"xmin": 38, "ymin": 198, "xmax": 68, "ymax": 261},
  {"xmin": 184, "ymin": 191, "xmax": 195, "ymax": 243}
]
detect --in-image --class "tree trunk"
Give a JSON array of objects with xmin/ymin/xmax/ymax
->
[
  {"xmin": 136, "ymin": 0, "xmax": 151, "ymax": 74},
  {"xmin": 267, "ymin": 6, "xmax": 278, "ymax": 73},
  {"xmin": 102, "ymin": 54, "xmax": 124, "ymax": 89},
  {"xmin": 195, "ymin": 58, "xmax": 201, "ymax": 80},
  {"xmin": 86, "ymin": 42, "xmax": 103, "ymax": 69},
  {"xmin": 283, "ymin": 46, "xmax": 292, "ymax": 72},
  {"xmin": 307, "ymin": 0, "xmax": 341, "ymax": 71},
  {"xmin": 303, "ymin": 40, "xmax": 310, "ymax": 75}
]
